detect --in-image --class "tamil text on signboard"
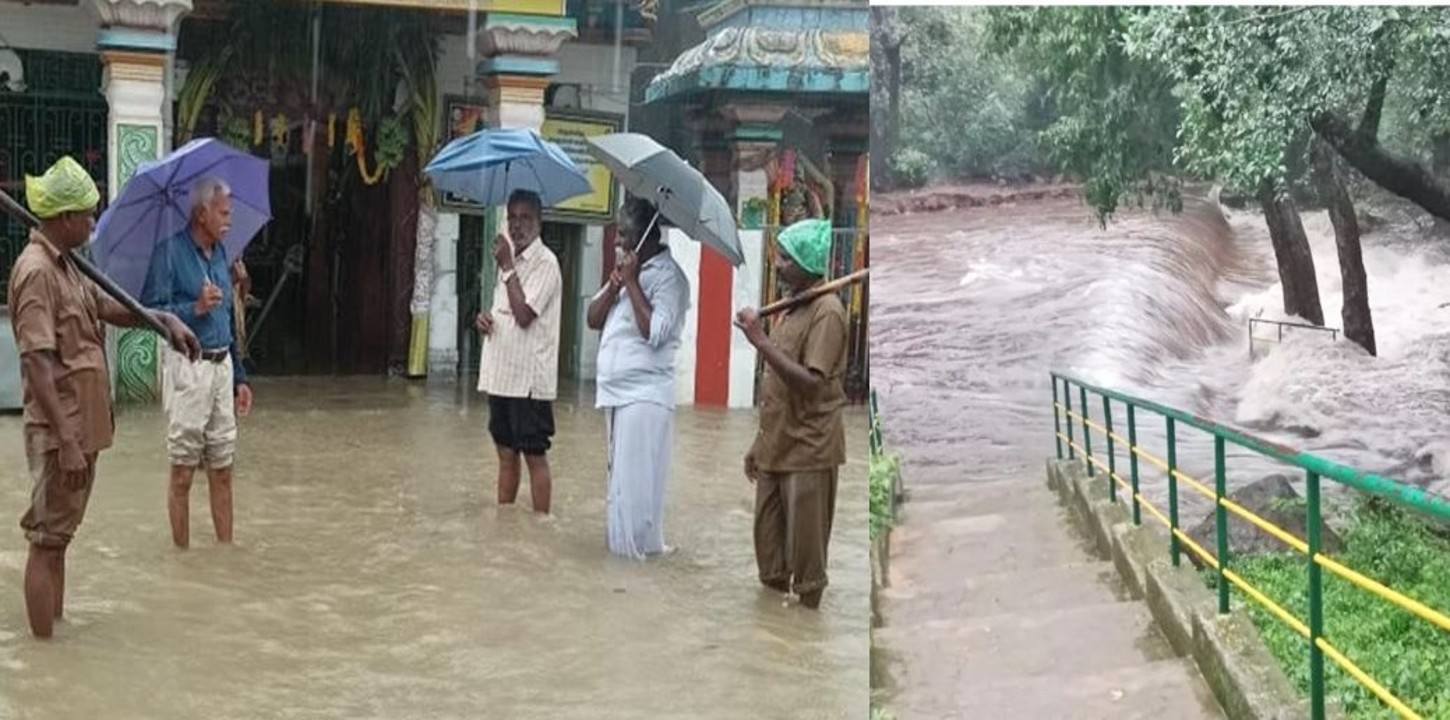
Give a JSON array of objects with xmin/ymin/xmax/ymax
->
[{"xmin": 540, "ymin": 110, "xmax": 621, "ymax": 222}]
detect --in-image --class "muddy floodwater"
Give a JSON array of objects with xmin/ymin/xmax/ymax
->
[{"xmin": 0, "ymin": 377, "xmax": 867, "ymax": 720}]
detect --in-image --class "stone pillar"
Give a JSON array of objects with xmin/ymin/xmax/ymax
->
[
  {"xmin": 427, "ymin": 213, "xmax": 461, "ymax": 378},
  {"xmin": 473, "ymin": 13, "xmax": 576, "ymax": 321},
  {"xmin": 93, "ymin": 0, "xmax": 191, "ymax": 405}
]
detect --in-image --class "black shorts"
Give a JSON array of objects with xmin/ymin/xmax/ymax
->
[{"xmin": 487, "ymin": 395, "xmax": 555, "ymax": 456}]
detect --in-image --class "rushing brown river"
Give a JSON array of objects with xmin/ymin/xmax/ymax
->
[
  {"xmin": 874, "ymin": 194, "xmax": 1450, "ymax": 518},
  {"xmin": 0, "ymin": 377, "xmax": 868, "ymax": 719}
]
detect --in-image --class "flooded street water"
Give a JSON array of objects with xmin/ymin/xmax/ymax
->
[{"xmin": 0, "ymin": 377, "xmax": 867, "ymax": 720}]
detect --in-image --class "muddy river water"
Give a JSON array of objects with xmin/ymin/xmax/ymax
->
[{"xmin": 0, "ymin": 377, "xmax": 867, "ymax": 719}]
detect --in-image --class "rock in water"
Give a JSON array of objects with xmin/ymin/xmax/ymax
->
[{"xmin": 1185, "ymin": 474, "xmax": 1344, "ymax": 570}]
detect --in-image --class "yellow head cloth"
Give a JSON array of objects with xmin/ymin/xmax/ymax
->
[{"xmin": 25, "ymin": 156, "xmax": 100, "ymax": 220}]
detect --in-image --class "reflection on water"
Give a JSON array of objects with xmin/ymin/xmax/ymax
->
[{"xmin": 0, "ymin": 377, "xmax": 867, "ymax": 720}]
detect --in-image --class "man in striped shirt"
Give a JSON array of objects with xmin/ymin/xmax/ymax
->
[{"xmin": 475, "ymin": 190, "xmax": 563, "ymax": 513}]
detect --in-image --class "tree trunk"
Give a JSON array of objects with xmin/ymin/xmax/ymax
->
[
  {"xmin": 1311, "ymin": 141, "xmax": 1376, "ymax": 356},
  {"xmin": 1256, "ymin": 181, "xmax": 1325, "ymax": 326},
  {"xmin": 869, "ymin": 6, "xmax": 902, "ymax": 190},
  {"xmin": 1433, "ymin": 133, "xmax": 1450, "ymax": 178}
]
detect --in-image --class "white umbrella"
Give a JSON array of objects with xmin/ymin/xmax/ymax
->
[{"xmin": 585, "ymin": 133, "xmax": 744, "ymax": 266}]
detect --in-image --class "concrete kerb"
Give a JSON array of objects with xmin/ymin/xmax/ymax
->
[{"xmin": 1047, "ymin": 459, "xmax": 1342, "ymax": 720}]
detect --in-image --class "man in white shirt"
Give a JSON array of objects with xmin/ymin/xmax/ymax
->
[
  {"xmin": 586, "ymin": 196, "xmax": 690, "ymax": 558},
  {"xmin": 475, "ymin": 190, "xmax": 563, "ymax": 513}
]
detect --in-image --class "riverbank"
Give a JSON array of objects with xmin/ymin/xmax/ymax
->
[{"xmin": 873, "ymin": 181, "xmax": 1081, "ymax": 217}]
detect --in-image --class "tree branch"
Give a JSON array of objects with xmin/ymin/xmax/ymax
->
[
  {"xmin": 1312, "ymin": 112, "xmax": 1450, "ymax": 222},
  {"xmin": 1357, "ymin": 74, "xmax": 1389, "ymax": 142}
]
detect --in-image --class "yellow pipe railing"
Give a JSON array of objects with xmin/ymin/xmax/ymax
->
[{"xmin": 1052, "ymin": 372, "xmax": 1450, "ymax": 720}]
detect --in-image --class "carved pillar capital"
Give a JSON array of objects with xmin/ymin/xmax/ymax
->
[
  {"xmin": 476, "ymin": 14, "xmax": 578, "ymax": 58},
  {"xmin": 92, "ymin": 0, "xmax": 192, "ymax": 33}
]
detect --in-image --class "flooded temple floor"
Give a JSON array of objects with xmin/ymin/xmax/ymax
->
[{"xmin": 0, "ymin": 377, "xmax": 868, "ymax": 719}]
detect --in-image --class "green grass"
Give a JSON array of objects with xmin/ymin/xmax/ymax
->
[
  {"xmin": 870, "ymin": 452, "xmax": 901, "ymax": 541},
  {"xmin": 1223, "ymin": 502, "xmax": 1450, "ymax": 718}
]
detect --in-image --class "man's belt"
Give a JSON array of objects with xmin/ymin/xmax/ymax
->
[{"xmin": 199, "ymin": 349, "xmax": 229, "ymax": 363}]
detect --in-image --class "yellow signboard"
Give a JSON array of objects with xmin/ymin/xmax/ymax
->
[
  {"xmin": 312, "ymin": 0, "xmax": 566, "ymax": 16},
  {"xmin": 540, "ymin": 110, "xmax": 622, "ymax": 222}
]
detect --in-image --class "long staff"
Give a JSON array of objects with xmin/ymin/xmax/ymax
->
[{"xmin": 759, "ymin": 267, "xmax": 870, "ymax": 318}]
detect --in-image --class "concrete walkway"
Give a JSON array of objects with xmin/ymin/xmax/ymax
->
[{"xmin": 874, "ymin": 465, "xmax": 1226, "ymax": 719}]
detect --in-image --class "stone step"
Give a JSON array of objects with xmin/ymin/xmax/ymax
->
[
  {"xmin": 889, "ymin": 657, "xmax": 1225, "ymax": 720},
  {"xmin": 876, "ymin": 600, "xmax": 1176, "ymax": 686},
  {"xmin": 880, "ymin": 560, "xmax": 1132, "ymax": 624},
  {"xmin": 898, "ymin": 476, "xmax": 1044, "ymax": 520},
  {"xmin": 889, "ymin": 506, "xmax": 1098, "ymax": 582}
]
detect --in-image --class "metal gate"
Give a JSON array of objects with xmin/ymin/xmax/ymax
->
[{"xmin": 0, "ymin": 49, "xmax": 109, "ymax": 299}]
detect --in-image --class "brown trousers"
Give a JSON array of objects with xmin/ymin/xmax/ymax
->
[
  {"xmin": 754, "ymin": 468, "xmax": 838, "ymax": 596},
  {"xmin": 20, "ymin": 448, "xmax": 98, "ymax": 548}
]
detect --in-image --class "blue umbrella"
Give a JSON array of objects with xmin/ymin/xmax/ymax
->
[
  {"xmin": 424, "ymin": 127, "xmax": 591, "ymax": 208},
  {"xmin": 94, "ymin": 138, "xmax": 271, "ymax": 297}
]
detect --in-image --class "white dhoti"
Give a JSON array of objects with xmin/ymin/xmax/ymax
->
[{"xmin": 604, "ymin": 402, "xmax": 674, "ymax": 560}]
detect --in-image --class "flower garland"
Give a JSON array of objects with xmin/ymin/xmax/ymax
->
[
  {"xmin": 346, "ymin": 108, "xmax": 386, "ymax": 186},
  {"xmin": 217, "ymin": 106, "xmax": 408, "ymax": 186}
]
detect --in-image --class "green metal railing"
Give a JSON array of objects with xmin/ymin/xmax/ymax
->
[{"xmin": 1051, "ymin": 371, "xmax": 1450, "ymax": 720}]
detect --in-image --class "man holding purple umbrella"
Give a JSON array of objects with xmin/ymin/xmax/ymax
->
[{"xmin": 141, "ymin": 176, "xmax": 254, "ymax": 549}]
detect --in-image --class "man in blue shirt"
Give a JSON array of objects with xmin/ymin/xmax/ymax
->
[{"xmin": 141, "ymin": 177, "xmax": 254, "ymax": 549}]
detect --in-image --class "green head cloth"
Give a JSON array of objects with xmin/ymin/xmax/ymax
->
[
  {"xmin": 25, "ymin": 156, "xmax": 100, "ymax": 220},
  {"xmin": 777, "ymin": 218, "xmax": 832, "ymax": 277}
]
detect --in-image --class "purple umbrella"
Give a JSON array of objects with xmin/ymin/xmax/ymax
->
[{"xmin": 94, "ymin": 138, "xmax": 271, "ymax": 297}]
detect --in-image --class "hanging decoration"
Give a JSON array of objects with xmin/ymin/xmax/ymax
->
[
  {"xmin": 346, "ymin": 108, "xmax": 387, "ymax": 186},
  {"xmin": 253, "ymin": 110, "xmax": 264, "ymax": 147},
  {"xmin": 269, "ymin": 113, "xmax": 291, "ymax": 163},
  {"xmin": 328, "ymin": 113, "xmax": 337, "ymax": 149}
]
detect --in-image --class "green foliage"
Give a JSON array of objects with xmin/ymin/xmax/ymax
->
[
  {"xmin": 870, "ymin": 453, "xmax": 900, "ymax": 541},
  {"xmin": 1233, "ymin": 501, "xmax": 1450, "ymax": 718},
  {"xmin": 870, "ymin": 706, "xmax": 896, "ymax": 720},
  {"xmin": 889, "ymin": 148, "xmax": 935, "ymax": 190},
  {"xmin": 894, "ymin": 7, "xmax": 1054, "ymax": 184},
  {"xmin": 984, "ymin": 7, "xmax": 1183, "ymax": 222},
  {"xmin": 976, "ymin": 7, "xmax": 1450, "ymax": 217},
  {"xmin": 377, "ymin": 116, "xmax": 408, "ymax": 171}
]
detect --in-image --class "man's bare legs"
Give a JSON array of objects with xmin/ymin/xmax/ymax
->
[
  {"xmin": 496, "ymin": 446, "xmax": 550, "ymax": 513},
  {"xmin": 168, "ymin": 464, "xmax": 236, "ymax": 548},
  {"xmin": 207, "ymin": 466, "xmax": 234, "ymax": 543},
  {"xmin": 52, "ymin": 551, "xmax": 65, "ymax": 619},
  {"xmin": 497, "ymin": 445, "xmax": 522, "ymax": 505},
  {"xmin": 169, "ymin": 465, "xmax": 195, "ymax": 548},
  {"xmin": 23, "ymin": 545, "xmax": 63, "ymax": 638},
  {"xmin": 524, "ymin": 454, "xmax": 552, "ymax": 514}
]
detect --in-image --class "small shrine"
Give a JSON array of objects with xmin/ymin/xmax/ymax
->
[{"xmin": 644, "ymin": 0, "xmax": 869, "ymax": 401}]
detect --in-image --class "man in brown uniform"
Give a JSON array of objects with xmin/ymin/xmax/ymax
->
[
  {"xmin": 8, "ymin": 157, "xmax": 199, "ymax": 638},
  {"xmin": 735, "ymin": 219, "xmax": 847, "ymax": 610}
]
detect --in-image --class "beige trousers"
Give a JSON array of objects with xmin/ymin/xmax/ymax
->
[{"xmin": 163, "ymin": 348, "xmax": 237, "ymax": 469}]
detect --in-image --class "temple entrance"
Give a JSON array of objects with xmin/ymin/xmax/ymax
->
[{"xmin": 173, "ymin": 3, "xmax": 438, "ymax": 378}]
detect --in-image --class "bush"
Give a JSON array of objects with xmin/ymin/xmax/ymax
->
[
  {"xmin": 870, "ymin": 453, "xmax": 901, "ymax": 540},
  {"xmin": 889, "ymin": 149, "xmax": 935, "ymax": 190},
  {"xmin": 1229, "ymin": 501, "xmax": 1450, "ymax": 718}
]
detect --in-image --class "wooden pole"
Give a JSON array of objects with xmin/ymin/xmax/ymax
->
[{"xmin": 759, "ymin": 267, "xmax": 869, "ymax": 318}]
